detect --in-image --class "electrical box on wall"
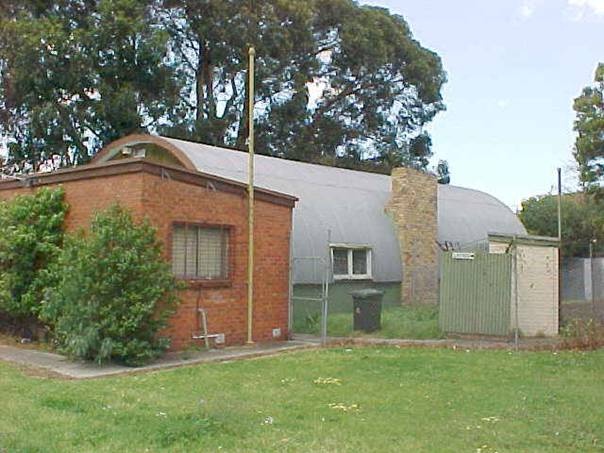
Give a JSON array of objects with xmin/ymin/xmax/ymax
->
[
  {"xmin": 215, "ymin": 333, "xmax": 225, "ymax": 344},
  {"xmin": 272, "ymin": 328, "xmax": 281, "ymax": 338}
]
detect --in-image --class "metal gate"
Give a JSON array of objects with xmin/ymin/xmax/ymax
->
[
  {"xmin": 290, "ymin": 256, "xmax": 330, "ymax": 344},
  {"xmin": 439, "ymin": 252, "xmax": 512, "ymax": 336}
]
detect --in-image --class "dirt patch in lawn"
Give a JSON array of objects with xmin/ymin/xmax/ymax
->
[
  {"xmin": 12, "ymin": 363, "xmax": 72, "ymax": 380},
  {"xmin": 0, "ymin": 333, "xmax": 52, "ymax": 352}
]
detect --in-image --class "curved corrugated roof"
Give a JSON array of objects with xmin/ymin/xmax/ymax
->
[
  {"xmin": 96, "ymin": 135, "xmax": 526, "ymax": 283},
  {"xmin": 437, "ymin": 184, "xmax": 526, "ymax": 249}
]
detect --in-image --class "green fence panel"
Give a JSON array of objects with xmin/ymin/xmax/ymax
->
[{"xmin": 439, "ymin": 252, "xmax": 512, "ymax": 336}]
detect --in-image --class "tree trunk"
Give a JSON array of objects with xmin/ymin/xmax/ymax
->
[
  {"xmin": 195, "ymin": 40, "xmax": 205, "ymax": 125},
  {"xmin": 235, "ymin": 65, "xmax": 249, "ymax": 150}
]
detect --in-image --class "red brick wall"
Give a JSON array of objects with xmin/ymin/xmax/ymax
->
[
  {"xmin": 0, "ymin": 174, "xmax": 146, "ymax": 230},
  {"xmin": 141, "ymin": 173, "xmax": 292, "ymax": 349},
  {"xmin": 0, "ymin": 168, "xmax": 293, "ymax": 350}
]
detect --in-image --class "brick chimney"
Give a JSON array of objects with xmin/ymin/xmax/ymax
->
[{"xmin": 386, "ymin": 167, "xmax": 438, "ymax": 305}]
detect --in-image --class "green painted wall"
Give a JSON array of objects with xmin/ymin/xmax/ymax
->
[
  {"xmin": 439, "ymin": 252, "xmax": 512, "ymax": 336},
  {"xmin": 292, "ymin": 281, "xmax": 401, "ymax": 328}
]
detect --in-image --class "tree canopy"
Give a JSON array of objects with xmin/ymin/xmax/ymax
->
[
  {"xmin": 0, "ymin": 0, "xmax": 446, "ymax": 174},
  {"xmin": 436, "ymin": 159, "xmax": 450, "ymax": 184},
  {"xmin": 0, "ymin": 0, "xmax": 180, "ymax": 172},
  {"xmin": 519, "ymin": 193, "xmax": 604, "ymax": 257},
  {"xmin": 573, "ymin": 62, "xmax": 604, "ymax": 190},
  {"xmin": 519, "ymin": 62, "xmax": 604, "ymax": 256},
  {"xmin": 0, "ymin": 187, "xmax": 67, "ymax": 330}
]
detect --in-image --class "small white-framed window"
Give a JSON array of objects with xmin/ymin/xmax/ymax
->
[{"xmin": 330, "ymin": 245, "xmax": 372, "ymax": 280}]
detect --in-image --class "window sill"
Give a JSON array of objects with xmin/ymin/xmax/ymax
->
[
  {"xmin": 333, "ymin": 275, "xmax": 373, "ymax": 281},
  {"xmin": 177, "ymin": 278, "xmax": 232, "ymax": 289}
]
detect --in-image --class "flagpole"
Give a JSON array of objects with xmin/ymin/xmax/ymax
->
[{"xmin": 247, "ymin": 46, "xmax": 256, "ymax": 344}]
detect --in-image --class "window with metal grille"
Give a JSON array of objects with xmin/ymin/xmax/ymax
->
[
  {"xmin": 172, "ymin": 224, "xmax": 229, "ymax": 279},
  {"xmin": 333, "ymin": 248, "xmax": 349, "ymax": 275},
  {"xmin": 330, "ymin": 246, "xmax": 372, "ymax": 280}
]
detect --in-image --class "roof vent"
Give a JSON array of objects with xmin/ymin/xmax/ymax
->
[{"xmin": 133, "ymin": 148, "xmax": 146, "ymax": 158}]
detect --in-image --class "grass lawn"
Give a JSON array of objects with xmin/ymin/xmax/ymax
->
[
  {"xmin": 1, "ymin": 347, "xmax": 604, "ymax": 452},
  {"xmin": 294, "ymin": 305, "xmax": 443, "ymax": 339}
]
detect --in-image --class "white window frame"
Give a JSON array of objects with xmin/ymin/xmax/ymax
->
[{"xmin": 330, "ymin": 244, "xmax": 372, "ymax": 280}]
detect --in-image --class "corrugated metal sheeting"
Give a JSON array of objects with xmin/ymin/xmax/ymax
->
[
  {"xmin": 98, "ymin": 135, "xmax": 527, "ymax": 283},
  {"xmin": 162, "ymin": 136, "xmax": 402, "ymax": 283},
  {"xmin": 439, "ymin": 252, "xmax": 512, "ymax": 336}
]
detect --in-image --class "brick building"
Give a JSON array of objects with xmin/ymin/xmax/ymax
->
[
  {"xmin": 90, "ymin": 134, "xmax": 526, "ymax": 312},
  {"xmin": 0, "ymin": 132, "xmax": 534, "ymax": 348},
  {"xmin": 0, "ymin": 158, "xmax": 296, "ymax": 350}
]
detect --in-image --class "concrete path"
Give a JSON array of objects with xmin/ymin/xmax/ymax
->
[
  {"xmin": 0, "ymin": 341, "xmax": 316, "ymax": 379},
  {"xmin": 0, "ymin": 335, "xmax": 565, "ymax": 379},
  {"xmin": 343, "ymin": 337, "xmax": 562, "ymax": 350}
]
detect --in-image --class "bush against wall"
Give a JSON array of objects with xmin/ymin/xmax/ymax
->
[
  {"xmin": 0, "ymin": 187, "xmax": 67, "ymax": 332},
  {"xmin": 41, "ymin": 205, "xmax": 179, "ymax": 366}
]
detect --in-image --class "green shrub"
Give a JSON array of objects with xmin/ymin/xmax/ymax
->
[
  {"xmin": 0, "ymin": 187, "xmax": 67, "ymax": 331},
  {"xmin": 42, "ymin": 204, "xmax": 179, "ymax": 366}
]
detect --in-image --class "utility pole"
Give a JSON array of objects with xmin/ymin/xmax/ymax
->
[
  {"xmin": 247, "ymin": 46, "xmax": 256, "ymax": 344},
  {"xmin": 557, "ymin": 168, "xmax": 562, "ymax": 241},
  {"xmin": 557, "ymin": 168, "xmax": 562, "ymax": 331},
  {"xmin": 590, "ymin": 239, "xmax": 597, "ymax": 319}
]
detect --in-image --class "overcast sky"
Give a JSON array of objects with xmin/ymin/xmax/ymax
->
[{"xmin": 363, "ymin": 0, "xmax": 604, "ymax": 209}]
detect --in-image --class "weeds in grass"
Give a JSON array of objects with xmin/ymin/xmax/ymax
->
[
  {"xmin": 313, "ymin": 377, "xmax": 342, "ymax": 386},
  {"xmin": 305, "ymin": 313, "xmax": 320, "ymax": 331},
  {"xmin": 328, "ymin": 403, "xmax": 359, "ymax": 412},
  {"xmin": 561, "ymin": 319, "xmax": 604, "ymax": 350},
  {"xmin": 1, "ymin": 348, "xmax": 604, "ymax": 451},
  {"xmin": 155, "ymin": 413, "xmax": 221, "ymax": 448}
]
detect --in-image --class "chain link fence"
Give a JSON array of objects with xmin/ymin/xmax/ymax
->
[
  {"xmin": 291, "ymin": 240, "xmax": 604, "ymax": 342},
  {"xmin": 291, "ymin": 285, "xmax": 440, "ymax": 341},
  {"xmin": 560, "ymin": 245, "xmax": 604, "ymax": 328}
]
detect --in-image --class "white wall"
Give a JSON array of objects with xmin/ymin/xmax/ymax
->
[
  {"xmin": 514, "ymin": 245, "xmax": 559, "ymax": 336},
  {"xmin": 490, "ymin": 240, "xmax": 559, "ymax": 336}
]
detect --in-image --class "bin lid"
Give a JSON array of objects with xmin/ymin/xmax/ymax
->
[{"xmin": 349, "ymin": 288, "xmax": 385, "ymax": 298}]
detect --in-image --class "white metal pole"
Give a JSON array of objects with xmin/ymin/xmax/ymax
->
[
  {"xmin": 287, "ymin": 214, "xmax": 294, "ymax": 339},
  {"xmin": 513, "ymin": 236, "xmax": 519, "ymax": 351},
  {"xmin": 557, "ymin": 168, "xmax": 562, "ymax": 242},
  {"xmin": 557, "ymin": 168, "xmax": 562, "ymax": 330},
  {"xmin": 322, "ymin": 229, "xmax": 332, "ymax": 345},
  {"xmin": 590, "ymin": 239, "xmax": 597, "ymax": 319}
]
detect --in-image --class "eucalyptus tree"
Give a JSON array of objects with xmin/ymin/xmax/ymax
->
[
  {"xmin": 0, "ymin": 0, "xmax": 180, "ymax": 172},
  {"xmin": 1, "ymin": 0, "xmax": 446, "ymax": 173},
  {"xmin": 573, "ymin": 63, "xmax": 604, "ymax": 190},
  {"xmin": 160, "ymin": 0, "xmax": 447, "ymax": 169}
]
